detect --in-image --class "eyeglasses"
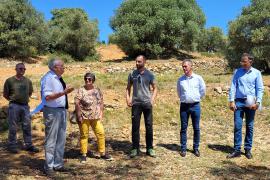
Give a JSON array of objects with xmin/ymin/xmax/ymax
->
[
  {"xmin": 84, "ymin": 77, "xmax": 93, "ymax": 81},
  {"xmin": 55, "ymin": 65, "xmax": 65, "ymax": 69}
]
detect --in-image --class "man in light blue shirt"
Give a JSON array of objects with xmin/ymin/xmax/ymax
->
[
  {"xmin": 41, "ymin": 58, "xmax": 74, "ymax": 176},
  {"xmin": 177, "ymin": 59, "xmax": 206, "ymax": 157},
  {"xmin": 227, "ymin": 53, "xmax": 264, "ymax": 159}
]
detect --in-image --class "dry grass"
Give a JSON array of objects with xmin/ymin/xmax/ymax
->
[{"xmin": 0, "ymin": 58, "xmax": 269, "ymax": 179}]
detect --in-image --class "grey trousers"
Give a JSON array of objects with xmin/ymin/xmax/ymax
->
[
  {"xmin": 43, "ymin": 106, "xmax": 67, "ymax": 170},
  {"xmin": 8, "ymin": 103, "xmax": 32, "ymax": 148}
]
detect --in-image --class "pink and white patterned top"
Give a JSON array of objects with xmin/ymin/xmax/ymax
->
[{"xmin": 75, "ymin": 87, "xmax": 103, "ymax": 120}]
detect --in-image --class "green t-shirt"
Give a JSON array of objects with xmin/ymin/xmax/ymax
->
[{"xmin": 3, "ymin": 76, "xmax": 33, "ymax": 104}]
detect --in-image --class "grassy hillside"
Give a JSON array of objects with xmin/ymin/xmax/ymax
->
[{"xmin": 0, "ymin": 53, "xmax": 269, "ymax": 179}]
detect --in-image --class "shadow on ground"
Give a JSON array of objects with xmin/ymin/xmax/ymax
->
[
  {"xmin": 208, "ymin": 144, "xmax": 234, "ymax": 154},
  {"xmin": 210, "ymin": 161, "xmax": 270, "ymax": 179}
]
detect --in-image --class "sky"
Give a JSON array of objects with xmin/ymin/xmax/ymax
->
[{"xmin": 31, "ymin": 0, "xmax": 251, "ymax": 43}]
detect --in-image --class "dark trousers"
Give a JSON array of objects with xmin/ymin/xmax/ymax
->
[
  {"xmin": 180, "ymin": 102, "xmax": 201, "ymax": 151},
  {"xmin": 131, "ymin": 103, "xmax": 153, "ymax": 150},
  {"xmin": 234, "ymin": 99, "xmax": 256, "ymax": 152},
  {"xmin": 8, "ymin": 103, "xmax": 32, "ymax": 148}
]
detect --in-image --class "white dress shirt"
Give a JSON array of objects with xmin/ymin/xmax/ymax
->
[{"xmin": 177, "ymin": 73, "xmax": 206, "ymax": 103}]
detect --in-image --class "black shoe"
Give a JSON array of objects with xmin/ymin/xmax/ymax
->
[
  {"xmin": 45, "ymin": 169, "xmax": 55, "ymax": 177},
  {"xmin": 245, "ymin": 150, "xmax": 253, "ymax": 159},
  {"xmin": 100, "ymin": 154, "xmax": 113, "ymax": 161},
  {"xmin": 8, "ymin": 147, "xmax": 18, "ymax": 154},
  {"xmin": 80, "ymin": 155, "xmax": 87, "ymax": 163},
  {"xmin": 25, "ymin": 146, "xmax": 40, "ymax": 153},
  {"xmin": 193, "ymin": 150, "xmax": 200, "ymax": 157},
  {"xmin": 226, "ymin": 151, "xmax": 241, "ymax": 159},
  {"xmin": 53, "ymin": 166, "xmax": 71, "ymax": 172},
  {"xmin": 180, "ymin": 150, "xmax": 186, "ymax": 157}
]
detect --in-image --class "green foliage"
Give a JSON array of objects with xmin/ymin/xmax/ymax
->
[
  {"xmin": 227, "ymin": 0, "xmax": 270, "ymax": 72},
  {"xmin": 0, "ymin": 0, "xmax": 49, "ymax": 58},
  {"xmin": 110, "ymin": 0, "xmax": 205, "ymax": 58},
  {"xmin": 198, "ymin": 27, "xmax": 227, "ymax": 53},
  {"xmin": 49, "ymin": 8, "xmax": 99, "ymax": 61}
]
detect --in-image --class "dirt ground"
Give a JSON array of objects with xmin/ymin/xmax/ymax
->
[{"xmin": 0, "ymin": 46, "xmax": 269, "ymax": 179}]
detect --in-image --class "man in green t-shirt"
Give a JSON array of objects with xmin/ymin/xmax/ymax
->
[{"xmin": 3, "ymin": 63, "xmax": 39, "ymax": 153}]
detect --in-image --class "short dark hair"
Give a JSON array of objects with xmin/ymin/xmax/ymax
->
[
  {"xmin": 241, "ymin": 53, "xmax": 254, "ymax": 61},
  {"xmin": 15, "ymin": 62, "xmax": 25, "ymax": 69},
  {"xmin": 84, "ymin": 72, "xmax": 95, "ymax": 82},
  {"xmin": 136, "ymin": 55, "xmax": 146, "ymax": 61}
]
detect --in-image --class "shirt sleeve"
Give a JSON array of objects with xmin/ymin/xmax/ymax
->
[
  {"xmin": 150, "ymin": 72, "xmax": 156, "ymax": 85},
  {"xmin": 42, "ymin": 76, "xmax": 54, "ymax": 97},
  {"xmin": 176, "ymin": 78, "xmax": 181, "ymax": 98},
  {"xmin": 229, "ymin": 69, "xmax": 237, "ymax": 102},
  {"xmin": 29, "ymin": 79, "xmax": 33, "ymax": 96},
  {"xmin": 3, "ymin": 79, "xmax": 10, "ymax": 98},
  {"xmin": 96, "ymin": 88, "xmax": 103, "ymax": 105},
  {"xmin": 255, "ymin": 71, "xmax": 264, "ymax": 103},
  {"xmin": 127, "ymin": 73, "xmax": 133, "ymax": 86},
  {"xmin": 74, "ymin": 88, "xmax": 83, "ymax": 101},
  {"xmin": 199, "ymin": 76, "xmax": 206, "ymax": 98}
]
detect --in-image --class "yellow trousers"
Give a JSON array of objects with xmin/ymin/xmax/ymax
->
[{"xmin": 78, "ymin": 119, "xmax": 105, "ymax": 155}]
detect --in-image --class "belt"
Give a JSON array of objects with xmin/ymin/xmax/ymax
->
[
  {"xmin": 181, "ymin": 102, "xmax": 199, "ymax": 105},
  {"xmin": 44, "ymin": 106, "xmax": 65, "ymax": 109},
  {"xmin": 10, "ymin": 102, "xmax": 28, "ymax": 106},
  {"xmin": 235, "ymin": 98, "xmax": 247, "ymax": 101}
]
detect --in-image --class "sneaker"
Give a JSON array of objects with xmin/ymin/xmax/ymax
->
[
  {"xmin": 226, "ymin": 151, "xmax": 241, "ymax": 159},
  {"xmin": 26, "ymin": 146, "xmax": 40, "ymax": 153},
  {"xmin": 100, "ymin": 154, "xmax": 113, "ymax": 161},
  {"xmin": 245, "ymin": 150, "xmax": 253, "ymax": 159},
  {"xmin": 146, "ymin": 148, "xmax": 156, "ymax": 158},
  {"xmin": 130, "ymin": 149, "xmax": 138, "ymax": 158},
  {"xmin": 80, "ymin": 155, "xmax": 87, "ymax": 163}
]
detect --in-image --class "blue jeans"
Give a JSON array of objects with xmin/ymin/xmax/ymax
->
[
  {"xmin": 180, "ymin": 102, "xmax": 201, "ymax": 151},
  {"xmin": 43, "ymin": 107, "xmax": 67, "ymax": 171},
  {"xmin": 234, "ymin": 99, "xmax": 256, "ymax": 152}
]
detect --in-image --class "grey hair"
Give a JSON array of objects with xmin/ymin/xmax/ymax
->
[
  {"xmin": 241, "ymin": 53, "xmax": 254, "ymax": 61},
  {"xmin": 48, "ymin": 58, "xmax": 62, "ymax": 70},
  {"xmin": 182, "ymin": 59, "xmax": 193, "ymax": 66}
]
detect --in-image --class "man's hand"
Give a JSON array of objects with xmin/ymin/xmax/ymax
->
[
  {"xmin": 151, "ymin": 99, "xmax": 155, "ymax": 106},
  {"xmin": 126, "ymin": 98, "xmax": 132, "ymax": 107},
  {"xmin": 229, "ymin": 102, "xmax": 237, "ymax": 112},
  {"xmin": 250, "ymin": 103, "xmax": 259, "ymax": 110},
  {"xmin": 64, "ymin": 86, "xmax": 74, "ymax": 94}
]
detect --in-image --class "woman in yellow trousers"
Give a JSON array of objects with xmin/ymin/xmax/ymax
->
[{"xmin": 75, "ymin": 72, "xmax": 112, "ymax": 163}]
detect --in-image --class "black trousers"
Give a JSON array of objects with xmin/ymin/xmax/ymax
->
[{"xmin": 131, "ymin": 103, "xmax": 153, "ymax": 149}]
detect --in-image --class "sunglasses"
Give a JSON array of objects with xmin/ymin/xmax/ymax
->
[{"xmin": 84, "ymin": 77, "xmax": 93, "ymax": 81}]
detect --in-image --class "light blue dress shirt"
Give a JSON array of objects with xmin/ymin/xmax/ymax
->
[
  {"xmin": 229, "ymin": 67, "xmax": 264, "ymax": 103},
  {"xmin": 41, "ymin": 71, "xmax": 66, "ymax": 108},
  {"xmin": 177, "ymin": 73, "xmax": 206, "ymax": 103}
]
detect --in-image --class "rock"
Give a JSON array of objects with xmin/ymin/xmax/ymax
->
[
  {"xmin": 222, "ymin": 86, "xmax": 230, "ymax": 92},
  {"xmin": 30, "ymin": 95, "xmax": 38, "ymax": 100},
  {"xmin": 214, "ymin": 87, "xmax": 223, "ymax": 94}
]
